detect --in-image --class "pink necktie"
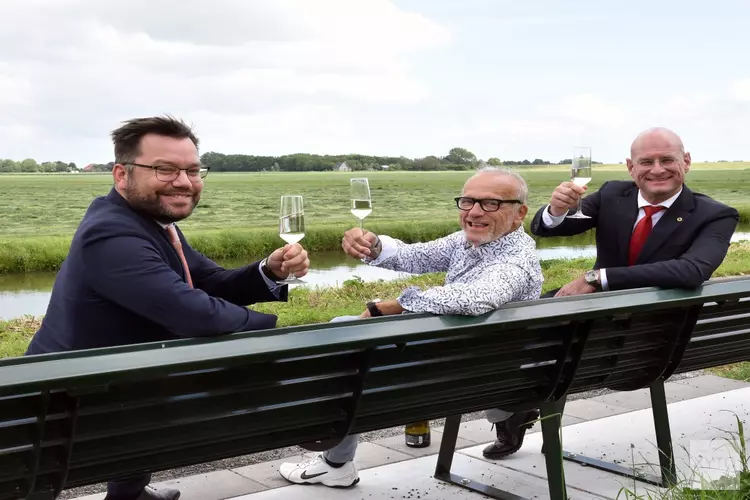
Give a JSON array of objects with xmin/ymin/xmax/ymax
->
[
  {"xmin": 628, "ymin": 205, "xmax": 665, "ymax": 266},
  {"xmin": 166, "ymin": 225, "xmax": 193, "ymax": 288}
]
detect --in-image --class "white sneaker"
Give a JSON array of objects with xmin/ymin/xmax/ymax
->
[{"xmin": 278, "ymin": 453, "xmax": 359, "ymax": 488}]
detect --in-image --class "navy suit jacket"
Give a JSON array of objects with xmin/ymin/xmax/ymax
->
[
  {"xmin": 530, "ymin": 181, "xmax": 739, "ymax": 291},
  {"xmin": 26, "ymin": 188, "xmax": 287, "ymax": 355}
]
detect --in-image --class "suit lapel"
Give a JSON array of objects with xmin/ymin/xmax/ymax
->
[
  {"xmin": 615, "ymin": 186, "xmax": 640, "ymax": 265},
  {"xmin": 637, "ymin": 186, "xmax": 695, "ymax": 264}
]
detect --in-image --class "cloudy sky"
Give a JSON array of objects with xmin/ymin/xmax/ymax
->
[{"xmin": 1, "ymin": 0, "xmax": 748, "ymax": 166}]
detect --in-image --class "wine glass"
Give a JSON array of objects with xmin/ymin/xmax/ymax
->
[
  {"xmin": 350, "ymin": 178, "xmax": 372, "ymax": 230},
  {"xmin": 277, "ymin": 195, "xmax": 305, "ymax": 284},
  {"xmin": 567, "ymin": 146, "xmax": 592, "ymax": 219}
]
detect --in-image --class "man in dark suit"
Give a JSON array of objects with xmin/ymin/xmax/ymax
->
[
  {"xmin": 25, "ymin": 116, "xmax": 310, "ymax": 500},
  {"xmin": 481, "ymin": 127, "xmax": 739, "ymax": 460}
]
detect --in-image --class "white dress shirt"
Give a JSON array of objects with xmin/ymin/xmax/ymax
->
[{"xmin": 541, "ymin": 188, "xmax": 683, "ymax": 290}]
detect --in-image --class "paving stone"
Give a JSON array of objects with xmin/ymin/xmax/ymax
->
[
  {"xmin": 151, "ymin": 470, "xmax": 266, "ymax": 500},
  {"xmin": 373, "ymin": 429, "xmax": 475, "ymax": 458},
  {"xmin": 563, "ymin": 399, "xmax": 633, "ymax": 420}
]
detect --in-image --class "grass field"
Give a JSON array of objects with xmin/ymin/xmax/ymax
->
[
  {"xmin": 1, "ymin": 164, "xmax": 749, "ymax": 236},
  {"xmin": 0, "ymin": 165, "xmax": 748, "ymax": 273}
]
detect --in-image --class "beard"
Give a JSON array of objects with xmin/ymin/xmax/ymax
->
[{"xmin": 123, "ymin": 178, "xmax": 200, "ymax": 224}]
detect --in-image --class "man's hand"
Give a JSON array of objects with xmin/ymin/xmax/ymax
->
[
  {"xmin": 555, "ymin": 274, "xmax": 596, "ymax": 297},
  {"xmin": 360, "ymin": 299, "xmax": 405, "ymax": 318},
  {"xmin": 342, "ymin": 227, "xmax": 379, "ymax": 260},
  {"xmin": 267, "ymin": 243, "xmax": 309, "ymax": 279},
  {"xmin": 549, "ymin": 181, "xmax": 588, "ymax": 216}
]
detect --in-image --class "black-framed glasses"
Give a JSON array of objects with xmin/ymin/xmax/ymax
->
[
  {"xmin": 126, "ymin": 163, "xmax": 209, "ymax": 182},
  {"xmin": 455, "ymin": 197, "xmax": 522, "ymax": 212}
]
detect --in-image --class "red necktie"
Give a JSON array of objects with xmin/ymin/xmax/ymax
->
[
  {"xmin": 628, "ymin": 205, "xmax": 665, "ymax": 266},
  {"xmin": 166, "ymin": 225, "xmax": 194, "ymax": 288}
]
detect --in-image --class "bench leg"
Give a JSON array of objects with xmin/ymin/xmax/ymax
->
[
  {"xmin": 561, "ymin": 379, "xmax": 676, "ymax": 487},
  {"xmin": 540, "ymin": 400, "xmax": 568, "ymax": 500},
  {"xmin": 434, "ymin": 414, "xmax": 528, "ymax": 500},
  {"xmin": 650, "ymin": 378, "xmax": 677, "ymax": 487}
]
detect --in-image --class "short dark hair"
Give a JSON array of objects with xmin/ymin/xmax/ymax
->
[{"xmin": 111, "ymin": 115, "xmax": 199, "ymax": 164}]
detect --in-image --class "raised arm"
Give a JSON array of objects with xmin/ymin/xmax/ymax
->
[
  {"xmin": 84, "ymin": 235, "xmax": 279, "ymax": 337},
  {"xmin": 397, "ymin": 262, "xmax": 540, "ymax": 316},
  {"xmin": 603, "ymin": 206, "xmax": 739, "ymax": 290},
  {"xmin": 530, "ymin": 182, "xmax": 606, "ymax": 237},
  {"xmin": 366, "ymin": 232, "xmax": 464, "ymax": 275},
  {"xmin": 187, "ymin": 247, "xmax": 287, "ymax": 306}
]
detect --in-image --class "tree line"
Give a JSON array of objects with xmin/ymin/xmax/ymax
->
[{"xmin": 0, "ymin": 147, "xmax": 601, "ymax": 174}]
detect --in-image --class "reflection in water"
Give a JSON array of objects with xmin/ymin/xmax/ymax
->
[{"xmin": 1, "ymin": 230, "xmax": 748, "ymax": 319}]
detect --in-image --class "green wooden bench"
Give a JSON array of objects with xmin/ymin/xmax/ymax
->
[{"xmin": 1, "ymin": 277, "xmax": 749, "ymax": 500}]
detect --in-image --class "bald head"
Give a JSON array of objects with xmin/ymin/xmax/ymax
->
[
  {"xmin": 630, "ymin": 127, "xmax": 685, "ymax": 158},
  {"xmin": 626, "ymin": 127, "xmax": 691, "ymax": 204}
]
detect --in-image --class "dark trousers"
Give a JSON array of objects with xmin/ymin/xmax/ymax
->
[
  {"xmin": 492, "ymin": 287, "xmax": 560, "ymax": 425},
  {"xmin": 106, "ymin": 473, "xmax": 150, "ymax": 500}
]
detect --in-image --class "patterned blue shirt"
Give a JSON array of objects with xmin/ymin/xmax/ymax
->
[{"xmin": 366, "ymin": 226, "xmax": 543, "ymax": 316}]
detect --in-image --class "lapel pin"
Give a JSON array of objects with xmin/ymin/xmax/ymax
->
[{"xmin": 676, "ymin": 217, "xmax": 683, "ymax": 222}]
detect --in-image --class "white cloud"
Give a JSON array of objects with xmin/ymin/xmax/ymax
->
[
  {"xmin": 729, "ymin": 78, "xmax": 750, "ymax": 102},
  {"xmin": 0, "ymin": 0, "xmax": 450, "ymax": 163},
  {"xmin": 545, "ymin": 94, "xmax": 633, "ymax": 128}
]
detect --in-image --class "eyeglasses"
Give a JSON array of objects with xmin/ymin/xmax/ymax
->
[
  {"xmin": 455, "ymin": 197, "xmax": 522, "ymax": 212},
  {"xmin": 126, "ymin": 163, "xmax": 210, "ymax": 182}
]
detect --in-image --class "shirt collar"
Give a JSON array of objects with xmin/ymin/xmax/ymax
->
[
  {"xmin": 637, "ymin": 187, "xmax": 682, "ymax": 209},
  {"xmin": 462, "ymin": 225, "xmax": 523, "ymax": 249}
]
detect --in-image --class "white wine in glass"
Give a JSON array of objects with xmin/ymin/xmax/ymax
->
[
  {"xmin": 277, "ymin": 195, "xmax": 305, "ymax": 284},
  {"xmin": 350, "ymin": 178, "xmax": 372, "ymax": 230},
  {"xmin": 567, "ymin": 146, "xmax": 592, "ymax": 219}
]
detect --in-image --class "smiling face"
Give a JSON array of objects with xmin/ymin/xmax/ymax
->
[
  {"xmin": 459, "ymin": 172, "xmax": 528, "ymax": 246},
  {"xmin": 113, "ymin": 133, "xmax": 203, "ymax": 223},
  {"xmin": 626, "ymin": 128, "xmax": 691, "ymax": 204}
]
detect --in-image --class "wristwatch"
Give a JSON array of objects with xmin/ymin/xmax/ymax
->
[
  {"xmin": 584, "ymin": 270, "xmax": 601, "ymax": 291},
  {"xmin": 366, "ymin": 299, "xmax": 383, "ymax": 317}
]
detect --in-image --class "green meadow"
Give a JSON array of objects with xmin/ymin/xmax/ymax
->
[{"xmin": 0, "ymin": 164, "xmax": 748, "ymax": 273}]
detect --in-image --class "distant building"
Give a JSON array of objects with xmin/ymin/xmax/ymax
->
[
  {"xmin": 82, "ymin": 163, "xmax": 96, "ymax": 172},
  {"xmin": 334, "ymin": 161, "xmax": 351, "ymax": 172},
  {"xmin": 380, "ymin": 165, "xmax": 390, "ymax": 170}
]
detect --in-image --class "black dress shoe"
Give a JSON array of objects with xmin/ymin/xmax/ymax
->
[
  {"xmin": 105, "ymin": 486, "xmax": 181, "ymax": 500},
  {"xmin": 482, "ymin": 409, "xmax": 540, "ymax": 459},
  {"xmin": 137, "ymin": 486, "xmax": 180, "ymax": 500}
]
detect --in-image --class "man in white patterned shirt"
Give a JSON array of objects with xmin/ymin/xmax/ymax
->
[{"xmin": 278, "ymin": 167, "xmax": 543, "ymax": 489}]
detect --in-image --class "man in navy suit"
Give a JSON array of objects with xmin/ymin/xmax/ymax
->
[
  {"xmin": 25, "ymin": 115, "xmax": 310, "ymax": 500},
  {"xmin": 481, "ymin": 127, "xmax": 739, "ymax": 460}
]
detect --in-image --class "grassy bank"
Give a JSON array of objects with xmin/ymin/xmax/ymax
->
[
  {"xmin": 0, "ymin": 168, "xmax": 749, "ymax": 273},
  {"xmin": 3, "ymin": 243, "xmax": 750, "ymax": 384}
]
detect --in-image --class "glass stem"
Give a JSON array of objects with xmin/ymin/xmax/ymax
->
[{"xmin": 577, "ymin": 197, "xmax": 583, "ymax": 214}]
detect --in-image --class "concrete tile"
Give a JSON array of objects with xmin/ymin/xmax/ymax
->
[
  {"xmin": 232, "ymin": 443, "xmax": 412, "ymax": 490},
  {"xmin": 373, "ymin": 430, "xmax": 475, "ymax": 459},
  {"xmin": 663, "ymin": 380, "xmax": 718, "ymax": 402},
  {"xmin": 69, "ymin": 493, "xmax": 104, "ymax": 500},
  {"xmin": 352, "ymin": 442, "xmax": 413, "ymax": 469},
  {"xmin": 588, "ymin": 388, "xmax": 654, "ymax": 411},
  {"xmin": 229, "ymin": 452, "xmax": 605, "ymax": 500},
  {"xmin": 152, "ymin": 470, "xmax": 266, "ymax": 500},
  {"xmin": 461, "ymin": 387, "xmax": 750, "ymax": 499},
  {"xmin": 232, "ymin": 452, "xmax": 317, "ymax": 490},
  {"xmin": 671, "ymin": 374, "xmax": 750, "ymax": 394},
  {"xmin": 563, "ymin": 399, "xmax": 632, "ymax": 420},
  {"xmin": 71, "ymin": 471, "xmax": 266, "ymax": 500}
]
